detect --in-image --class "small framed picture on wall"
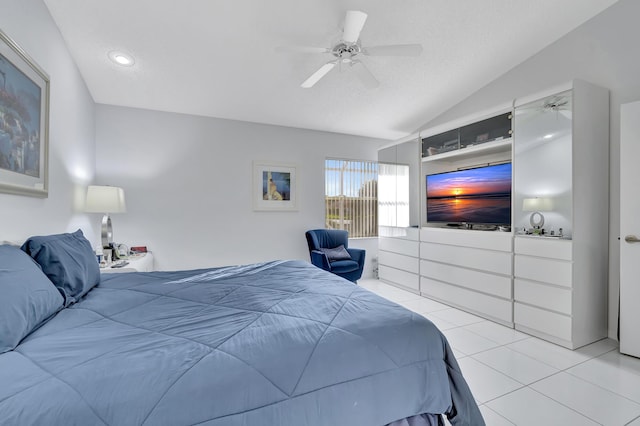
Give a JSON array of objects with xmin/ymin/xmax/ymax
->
[{"xmin": 253, "ymin": 161, "xmax": 297, "ymax": 211}]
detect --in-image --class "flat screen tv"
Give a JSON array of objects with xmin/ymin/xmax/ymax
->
[{"xmin": 426, "ymin": 162, "xmax": 511, "ymax": 225}]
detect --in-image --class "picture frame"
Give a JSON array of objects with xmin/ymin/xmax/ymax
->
[
  {"xmin": 0, "ymin": 29, "xmax": 50, "ymax": 197},
  {"xmin": 253, "ymin": 161, "xmax": 297, "ymax": 211}
]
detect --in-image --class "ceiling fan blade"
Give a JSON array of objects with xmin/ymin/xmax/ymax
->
[
  {"xmin": 275, "ymin": 46, "xmax": 330, "ymax": 54},
  {"xmin": 342, "ymin": 10, "xmax": 367, "ymax": 43},
  {"xmin": 351, "ymin": 60, "xmax": 379, "ymax": 89},
  {"xmin": 363, "ymin": 44, "xmax": 423, "ymax": 56},
  {"xmin": 301, "ymin": 61, "xmax": 337, "ymax": 88}
]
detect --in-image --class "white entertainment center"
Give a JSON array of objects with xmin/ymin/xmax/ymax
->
[{"xmin": 378, "ymin": 80, "xmax": 610, "ymax": 349}]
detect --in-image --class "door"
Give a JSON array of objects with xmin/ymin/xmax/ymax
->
[{"xmin": 620, "ymin": 101, "xmax": 640, "ymax": 358}]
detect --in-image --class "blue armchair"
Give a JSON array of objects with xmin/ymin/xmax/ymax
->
[{"xmin": 305, "ymin": 229, "xmax": 365, "ymax": 283}]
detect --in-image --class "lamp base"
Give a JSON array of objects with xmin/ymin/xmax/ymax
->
[
  {"xmin": 529, "ymin": 211, "xmax": 545, "ymax": 229},
  {"xmin": 101, "ymin": 214, "xmax": 114, "ymax": 248}
]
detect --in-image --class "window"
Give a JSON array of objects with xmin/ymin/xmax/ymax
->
[{"xmin": 325, "ymin": 159, "xmax": 378, "ymax": 238}]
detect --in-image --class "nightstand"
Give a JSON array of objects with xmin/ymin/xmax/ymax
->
[{"xmin": 101, "ymin": 252, "xmax": 154, "ymax": 273}]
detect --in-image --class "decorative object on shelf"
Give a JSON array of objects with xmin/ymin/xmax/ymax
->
[
  {"xmin": 475, "ymin": 133, "xmax": 489, "ymax": 143},
  {"xmin": 85, "ymin": 185, "xmax": 127, "ymax": 247},
  {"xmin": 522, "ymin": 197, "xmax": 553, "ymax": 229},
  {"xmin": 253, "ymin": 161, "xmax": 297, "ymax": 211},
  {"xmin": 0, "ymin": 29, "xmax": 50, "ymax": 197}
]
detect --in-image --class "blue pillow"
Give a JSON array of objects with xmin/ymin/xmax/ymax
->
[
  {"xmin": 0, "ymin": 245, "xmax": 64, "ymax": 353},
  {"xmin": 320, "ymin": 245, "xmax": 352, "ymax": 262},
  {"xmin": 21, "ymin": 230, "xmax": 100, "ymax": 306}
]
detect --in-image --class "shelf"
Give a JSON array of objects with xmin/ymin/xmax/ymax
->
[{"xmin": 421, "ymin": 138, "xmax": 512, "ymax": 162}]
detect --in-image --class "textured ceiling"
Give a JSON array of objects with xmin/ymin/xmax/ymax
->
[{"xmin": 43, "ymin": 0, "xmax": 617, "ymax": 140}]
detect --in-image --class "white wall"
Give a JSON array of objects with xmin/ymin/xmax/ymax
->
[
  {"xmin": 416, "ymin": 0, "xmax": 640, "ymax": 339},
  {"xmin": 0, "ymin": 0, "xmax": 96, "ymax": 241},
  {"xmin": 95, "ymin": 105, "xmax": 384, "ymax": 277}
]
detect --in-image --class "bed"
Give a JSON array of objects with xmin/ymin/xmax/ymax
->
[{"xmin": 0, "ymin": 231, "xmax": 484, "ymax": 425}]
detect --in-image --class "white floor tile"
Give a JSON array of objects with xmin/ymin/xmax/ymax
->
[
  {"xmin": 599, "ymin": 350, "xmax": 640, "ymax": 376},
  {"xmin": 463, "ymin": 321, "xmax": 529, "ymax": 345},
  {"xmin": 575, "ymin": 338, "xmax": 620, "ymax": 358},
  {"xmin": 457, "ymin": 357, "xmax": 523, "ymax": 404},
  {"xmin": 429, "ymin": 308, "xmax": 485, "ymax": 327},
  {"xmin": 567, "ymin": 351, "xmax": 640, "ymax": 404},
  {"xmin": 365, "ymin": 284, "xmax": 422, "ymax": 303},
  {"xmin": 421, "ymin": 314, "xmax": 458, "ymax": 331},
  {"xmin": 486, "ymin": 387, "xmax": 599, "ymax": 426},
  {"xmin": 472, "ymin": 346, "xmax": 559, "ymax": 385},
  {"xmin": 506, "ymin": 337, "xmax": 594, "ymax": 370},
  {"xmin": 451, "ymin": 347, "xmax": 467, "ymax": 360},
  {"xmin": 369, "ymin": 280, "xmax": 639, "ymax": 425},
  {"xmin": 530, "ymin": 372, "xmax": 640, "ymax": 425},
  {"xmin": 396, "ymin": 296, "xmax": 450, "ymax": 313},
  {"xmin": 441, "ymin": 327, "xmax": 502, "ymax": 356},
  {"xmin": 478, "ymin": 405, "xmax": 515, "ymax": 425}
]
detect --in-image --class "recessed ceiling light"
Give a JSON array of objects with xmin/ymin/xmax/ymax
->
[{"xmin": 108, "ymin": 51, "xmax": 135, "ymax": 67}]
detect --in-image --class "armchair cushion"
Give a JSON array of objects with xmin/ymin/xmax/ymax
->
[
  {"xmin": 320, "ymin": 245, "xmax": 352, "ymax": 262},
  {"xmin": 329, "ymin": 259, "xmax": 360, "ymax": 274}
]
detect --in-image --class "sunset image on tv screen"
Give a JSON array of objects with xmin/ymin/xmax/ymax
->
[{"xmin": 426, "ymin": 163, "xmax": 511, "ymax": 224}]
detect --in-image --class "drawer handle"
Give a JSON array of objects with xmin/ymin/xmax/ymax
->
[{"xmin": 625, "ymin": 235, "xmax": 640, "ymax": 243}]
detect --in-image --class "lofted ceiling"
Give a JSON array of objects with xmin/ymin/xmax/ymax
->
[{"xmin": 43, "ymin": 0, "xmax": 617, "ymax": 141}]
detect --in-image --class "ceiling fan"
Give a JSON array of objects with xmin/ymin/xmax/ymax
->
[{"xmin": 278, "ymin": 10, "xmax": 423, "ymax": 89}]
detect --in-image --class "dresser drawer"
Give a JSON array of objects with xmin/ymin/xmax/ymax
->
[
  {"xmin": 420, "ymin": 277, "xmax": 512, "ymax": 324},
  {"xmin": 379, "ymin": 226, "xmax": 420, "ymax": 240},
  {"xmin": 514, "ymin": 237, "xmax": 572, "ymax": 260},
  {"xmin": 421, "ymin": 228, "xmax": 512, "ymax": 252},
  {"xmin": 379, "ymin": 265, "xmax": 419, "ymax": 291},
  {"xmin": 421, "ymin": 259, "xmax": 511, "ymax": 298},
  {"xmin": 379, "ymin": 250, "xmax": 419, "ymax": 274},
  {"xmin": 514, "ymin": 279, "xmax": 571, "ymax": 315},
  {"xmin": 514, "ymin": 302, "xmax": 571, "ymax": 342},
  {"xmin": 421, "ymin": 242, "xmax": 512, "ymax": 275},
  {"xmin": 514, "ymin": 255, "xmax": 572, "ymax": 288},
  {"xmin": 379, "ymin": 237, "xmax": 419, "ymax": 257}
]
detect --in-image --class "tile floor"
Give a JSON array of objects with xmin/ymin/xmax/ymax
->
[{"xmin": 358, "ymin": 278, "xmax": 640, "ymax": 426}]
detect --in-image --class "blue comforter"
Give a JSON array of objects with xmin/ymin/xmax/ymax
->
[{"xmin": 0, "ymin": 260, "xmax": 483, "ymax": 425}]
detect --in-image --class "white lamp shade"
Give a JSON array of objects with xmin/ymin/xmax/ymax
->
[
  {"xmin": 522, "ymin": 197, "xmax": 553, "ymax": 212},
  {"xmin": 85, "ymin": 185, "xmax": 126, "ymax": 213}
]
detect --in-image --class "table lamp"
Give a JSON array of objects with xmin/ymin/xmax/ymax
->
[
  {"xmin": 85, "ymin": 185, "xmax": 126, "ymax": 248},
  {"xmin": 522, "ymin": 197, "xmax": 553, "ymax": 229}
]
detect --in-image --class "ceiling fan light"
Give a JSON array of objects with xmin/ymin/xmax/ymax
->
[{"xmin": 108, "ymin": 51, "xmax": 135, "ymax": 67}]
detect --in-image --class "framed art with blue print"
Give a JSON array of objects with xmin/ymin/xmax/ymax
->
[
  {"xmin": 253, "ymin": 161, "xmax": 297, "ymax": 211},
  {"xmin": 0, "ymin": 29, "xmax": 49, "ymax": 197}
]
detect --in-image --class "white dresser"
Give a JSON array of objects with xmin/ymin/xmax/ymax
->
[
  {"xmin": 419, "ymin": 228, "xmax": 513, "ymax": 326},
  {"xmin": 513, "ymin": 236, "xmax": 606, "ymax": 349},
  {"xmin": 377, "ymin": 80, "xmax": 609, "ymax": 349},
  {"xmin": 378, "ymin": 226, "xmax": 420, "ymax": 293}
]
